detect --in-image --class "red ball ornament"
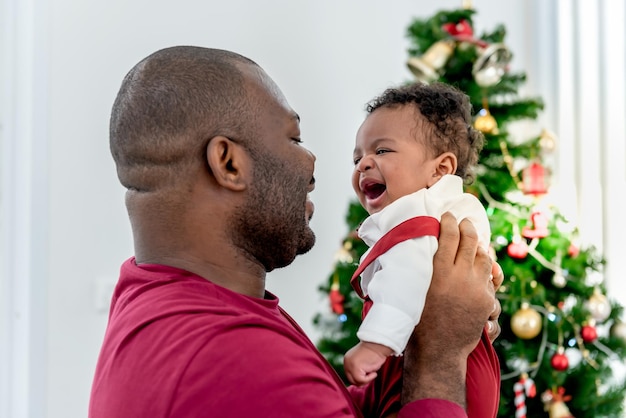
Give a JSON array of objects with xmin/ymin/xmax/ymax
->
[
  {"xmin": 551, "ymin": 350, "xmax": 569, "ymax": 371},
  {"xmin": 507, "ymin": 240, "xmax": 529, "ymax": 259},
  {"xmin": 568, "ymin": 242, "xmax": 580, "ymax": 257},
  {"xmin": 581, "ymin": 324, "xmax": 598, "ymax": 343}
]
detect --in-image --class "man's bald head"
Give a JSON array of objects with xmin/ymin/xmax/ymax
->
[{"xmin": 110, "ymin": 46, "xmax": 258, "ymax": 192}]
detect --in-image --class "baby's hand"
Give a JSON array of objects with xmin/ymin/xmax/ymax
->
[{"xmin": 344, "ymin": 342, "xmax": 391, "ymax": 386}]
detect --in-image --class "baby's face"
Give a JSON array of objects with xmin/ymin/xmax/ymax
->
[{"xmin": 352, "ymin": 106, "xmax": 439, "ymax": 215}]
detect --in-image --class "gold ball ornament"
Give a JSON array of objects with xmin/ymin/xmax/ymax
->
[
  {"xmin": 611, "ymin": 320, "xmax": 626, "ymax": 340},
  {"xmin": 473, "ymin": 109, "xmax": 499, "ymax": 134},
  {"xmin": 586, "ymin": 290, "xmax": 611, "ymax": 322},
  {"xmin": 511, "ymin": 303, "xmax": 542, "ymax": 339}
]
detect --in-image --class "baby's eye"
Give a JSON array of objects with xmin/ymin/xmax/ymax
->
[
  {"xmin": 292, "ymin": 137, "xmax": 303, "ymax": 144},
  {"xmin": 376, "ymin": 148, "xmax": 390, "ymax": 155},
  {"xmin": 353, "ymin": 156, "xmax": 362, "ymax": 165}
]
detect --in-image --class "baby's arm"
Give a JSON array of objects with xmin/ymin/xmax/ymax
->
[
  {"xmin": 344, "ymin": 341, "xmax": 394, "ymax": 386},
  {"xmin": 359, "ymin": 237, "xmax": 438, "ymax": 354}
]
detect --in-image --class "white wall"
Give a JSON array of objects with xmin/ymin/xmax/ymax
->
[
  {"xmin": 1, "ymin": 1, "xmax": 554, "ymax": 417},
  {"xmin": 554, "ymin": 0, "xmax": 626, "ymax": 311}
]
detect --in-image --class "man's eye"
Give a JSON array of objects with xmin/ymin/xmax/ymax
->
[{"xmin": 292, "ymin": 137, "xmax": 303, "ymax": 144}]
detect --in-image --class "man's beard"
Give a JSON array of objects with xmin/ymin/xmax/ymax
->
[{"xmin": 231, "ymin": 149, "xmax": 315, "ymax": 272}]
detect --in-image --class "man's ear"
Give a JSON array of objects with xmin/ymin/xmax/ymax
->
[
  {"xmin": 428, "ymin": 152, "xmax": 458, "ymax": 186},
  {"xmin": 206, "ymin": 136, "xmax": 248, "ymax": 191}
]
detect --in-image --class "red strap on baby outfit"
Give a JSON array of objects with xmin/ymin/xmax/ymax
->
[{"xmin": 350, "ymin": 216, "xmax": 440, "ymax": 298}]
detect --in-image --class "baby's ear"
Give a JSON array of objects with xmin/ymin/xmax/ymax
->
[
  {"xmin": 436, "ymin": 152, "xmax": 457, "ymax": 176},
  {"xmin": 428, "ymin": 152, "xmax": 457, "ymax": 187}
]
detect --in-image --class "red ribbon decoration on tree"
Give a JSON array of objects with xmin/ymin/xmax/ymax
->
[{"xmin": 442, "ymin": 19, "xmax": 488, "ymax": 47}]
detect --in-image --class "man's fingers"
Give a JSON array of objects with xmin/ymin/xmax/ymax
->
[
  {"xmin": 456, "ymin": 217, "xmax": 480, "ymax": 264},
  {"xmin": 432, "ymin": 213, "xmax": 460, "ymax": 286},
  {"xmin": 491, "ymin": 261, "xmax": 504, "ymax": 290},
  {"xmin": 436, "ymin": 212, "xmax": 460, "ymax": 264},
  {"xmin": 486, "ymin": 319, "xmax": 501, "ymax": 342},
  {"xmin": 489, "ymin": 298, "xmax": 502, "ymax": 321},
  {"xmin": 487, "ymin": 298, "xmax": 502, "ymax": 341},
  {"xmin": 486, "ymin": 282, "xmax": 503, "ymax": 342}
]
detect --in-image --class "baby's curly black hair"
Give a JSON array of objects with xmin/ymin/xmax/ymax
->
[{"xmin": 365, "ymin": 81, "xmax": 484, "ymax": 184}]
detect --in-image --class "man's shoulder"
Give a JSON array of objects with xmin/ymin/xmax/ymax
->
[{"xmin": 91, "ymin": 275, "xmax": 310, "ymax": 416}]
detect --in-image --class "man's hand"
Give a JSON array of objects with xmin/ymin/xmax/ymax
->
[
  {"xmin": 401, "ymin": 212, "xmax": 497, "ymax": 409},
  {"xmin": 486, "ymin": 261, "xmax": 504, "ymax": 342}
]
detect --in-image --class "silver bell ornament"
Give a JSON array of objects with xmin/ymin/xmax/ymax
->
[{"xmin": 472, "ymin": 43, "xmax": 512, "ymax": 87}]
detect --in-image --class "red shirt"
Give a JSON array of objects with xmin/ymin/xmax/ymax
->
[{"xmin": 89, "ymin": 258, "xmax": 469, "ymax": 418}]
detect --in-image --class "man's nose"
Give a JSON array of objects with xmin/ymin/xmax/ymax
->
[{"xmin": 305, "ymin": 147, "xmax": 316, "ymax": 163}]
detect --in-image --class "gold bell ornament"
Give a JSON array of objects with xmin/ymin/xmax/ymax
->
[
  {"xmin": 542, "ymin": 387, "xmax": 575, "ymax": 418},
  {"xmin": 406, "ymin": 40, "xmax": 455, "ymax": 83}
]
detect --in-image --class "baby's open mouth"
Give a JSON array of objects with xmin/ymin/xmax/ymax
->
[{"xmin": 363, "ymin": 183, "xmax": 386, "ymax": 200}]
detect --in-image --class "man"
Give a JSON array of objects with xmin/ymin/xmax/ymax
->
[{"xmin": 89, "ymin": 46, "xmax": 503, "ymax": 417}]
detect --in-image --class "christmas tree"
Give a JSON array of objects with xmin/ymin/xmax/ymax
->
[{"xmin": 312, "ymin": 6, "xmax": 626, "ymax": 418}]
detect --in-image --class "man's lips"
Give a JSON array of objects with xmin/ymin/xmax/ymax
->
[{"xmin": 306, "ymin": 196, "xmax": 314, "ymax": 221}]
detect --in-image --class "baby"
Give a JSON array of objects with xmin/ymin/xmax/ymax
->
[{"xmin": 345, "ymin": 82, "xmax": 500, "ymax": 418}]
